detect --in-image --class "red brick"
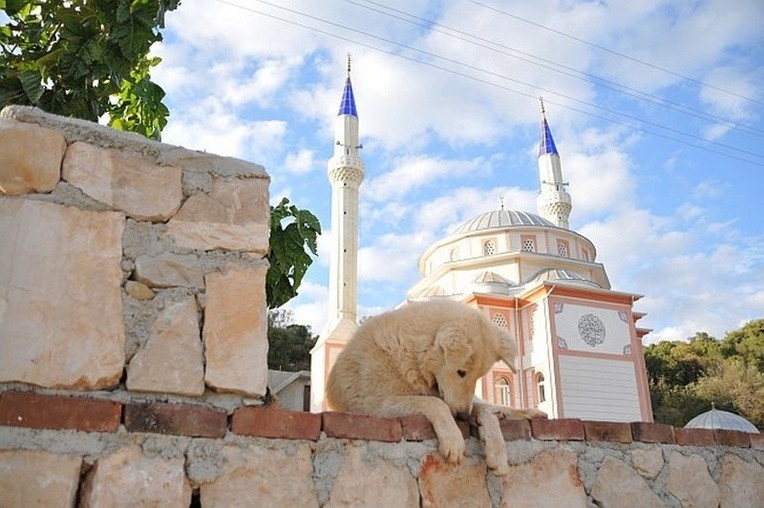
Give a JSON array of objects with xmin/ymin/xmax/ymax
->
[
  {"xmin": 232, "ymin": 406, "xmax": 321, "ymax": 441},
  {"xmin": 0, "ymin": 391, "xmax": 121, "ymax": 432},
  {"xmin": 498, "ymin": 419, "xmax": 531, "ymax": 441},
  {"xmin": 714, "ymin": 429, "xmax": 751, "ymax": 448},
  {"xmin": 400, "ymin": 414, "xmax": 436, "ymax": 441},
  {"xmin": 674, "ymin": 427, "xmax": 715, "ymax": 446},
  {"xmin": 322, "ymin": 411, "xmax": 402, "ymax": 442},
  {"xmin": 750, "ymin": 433, "xmax": 764, "ymax": 450},
  {"xmin": 630, "ymin": 422, "xmax": 675, "ymax": 444},
  {"xmin": 583, "ymin": 420, "xmax": 632, "ymax": 443},
  {"xmin": 124, "ymin": 402, "xmax": 226, "ymax": 438},
  {"xmin": 531, "ymin": 418, "xmax": 585, "ymax": 441}
]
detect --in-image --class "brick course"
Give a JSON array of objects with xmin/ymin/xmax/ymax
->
[
  {"xmin": 631, "ymin": 422, "xmax": 675, "ymax": 444},
  {"xmin": 531, "ymin": 418, "xmax": 585, "ymax": 440},
  {"xmin": 124, "ymin": 402, "xmax": 227, "ymax": 438},
  {"xmin": 232, "ymin": 406, "xmax": 321, "ymax": 441},
  {"xmin": 0, "ymin": 391, "xmax": 121, "ymax": 432},
  {"xmin": 584, "ymin": 420, "xmax": 633, "ymax": 443},
  {"xmin": 322, "ymin": 411, "xmax": 403, "ymax": 442}
]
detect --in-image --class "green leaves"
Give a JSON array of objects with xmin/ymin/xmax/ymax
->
[{"xmin": 267, "ymin": 198, "xmax": 322, "ymax": 309}]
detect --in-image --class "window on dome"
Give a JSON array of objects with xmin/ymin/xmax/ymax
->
[
  {"xmin": 521, "ymin": 235, "xmax": 536, "ymax": 253},
  {"xmin": 494, "ymin": 377, "xmax": 512, "ymax": 406},
  {"xmin": 492, "ymin": 312, "xmax": 508, "ymax": 329},
  {"xmin": 483, "ymin": 239, "xmax": 497, "ymax": 256},
  {"xmin": 582, "ymin": 249, "xmax": 590, "ymax": 261},
  {"xmin": 557, "ymin": 239, "xmax": 569, "ymax": 258}
]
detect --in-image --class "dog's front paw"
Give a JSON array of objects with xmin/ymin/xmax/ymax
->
[
  {"xmin": 526, "ymin": 408, "xmax": 548, "ymax": 419},
  {"xmin": 437, "ymin": 427, "xmax": 466, "ymax": 464}
]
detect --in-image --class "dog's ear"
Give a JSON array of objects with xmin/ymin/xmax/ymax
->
[
  {"xmin": 496, "ymin": 328, "xmax": 518, "ymax": 374},
  {"xmin": 434, "ymin": 323, "xmax": 471, "ymax": 358}
]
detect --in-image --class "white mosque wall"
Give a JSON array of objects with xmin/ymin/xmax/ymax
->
[{"xmin": 552, "ymin": 301, "xmax": 633, "ymax": 355}]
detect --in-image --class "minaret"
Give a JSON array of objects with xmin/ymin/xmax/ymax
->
[
  {"xmin": 310, "ymin": 56, "xmax": 364, "ymax": 412},
  {"xmin": 536, "ymin": 99, "xmax": 572, "ymax": 229}
]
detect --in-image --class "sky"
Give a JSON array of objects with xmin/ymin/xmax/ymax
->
[{"xmin": 152, "ymin": 0, "xmax": 764, "ymax": 344}]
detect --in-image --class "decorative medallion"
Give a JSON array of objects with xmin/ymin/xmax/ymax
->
[{"xmin": 578, "ymin": 313, "xmax": 606, "ymax": 347}]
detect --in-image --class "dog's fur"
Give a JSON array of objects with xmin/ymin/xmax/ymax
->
[{"xmin": 326, "ymin": 299, "xmax": 545, "ymax": 474}]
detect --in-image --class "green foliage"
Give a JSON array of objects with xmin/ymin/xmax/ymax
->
[
  {"xmin": 0, "ymin": 0, "xmax": 179, "ymax": 140},
  {"xmin": 645, "ymin": 319, "xmax": 764, "ymax": 429},
  {"xmin": 267, "ymin": 309, "xmax": 317, "ymax": 371},
  {"xmin": 267, "ymin": 197, "xmax": 321, "ymax": 309}
]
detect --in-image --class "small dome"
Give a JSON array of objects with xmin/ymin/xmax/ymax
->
[
  {"xmin": 530, "ymin": 269, "xmax": 601, "ymax": 288},
  {"xmin": 453, "ymin": 209, "xmax": 554, "ymax": 235},
  {"xmin": 685, "ymin": 406, "xmax": 759, "ymax": 433},
  {"xmin": 466, "ymin": 271, "xmax": 516, "ymax": 295}
]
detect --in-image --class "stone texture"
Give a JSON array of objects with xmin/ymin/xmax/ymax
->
[
  {"xmin": 124, "ymin": 402, "xmax": 227, "ymax": 438},
  {"xmin": 232, "ymin": 406, "xmax": 322, "ymax": 441},
  {"xmin": 0, "ymin": 450, "xmax": 82, "ymax": 507},
  {"xmin": 124, "ymin": 280, "xmax": 155, "ymax": 300},
  {"xmin": 167, "ymin": 176, "xmax": 269, "ymax": 253},
  {"xmin": 418, "ymin": 453, "xmax": 491, "ymax": 508},
  {"xmin": 0, "ymin": 199, "xmax": 125, "ymax": 389},
  {"xmin": 126, "ymin": 295, "xmax": 204, "ymax": 396},
  {"xmin": 200, "ymin": 443, "xmax": 318, "ymax": 508},
  {"xmin": 327, "ymin": 443, "xmax": 418, "ymax": 507},
  {"xmin": 134, "ymin": 252, "xmax": 204, "ymax": 288},
  {"xmin": 0, "ymin": 119, "xmax": 65, "ymax": 195},
  {"xmin": 62, "ymin": 141, "xmax": 182, "ymax": 221},
  {"xmin": 80, "ymin": 445, "xmax": 191, "ymax": 508},
  {"xmin": 665, "ymin": 451, "xmax": 719, "ymax": 508},
  {"xmin": 719, "ymin": 453, "xmax": 764, "ymax": 508},
  {"xmin": 591, "ymin": 456, "xmax": 665, "ymax": 508},
  {"xmin": 501, "ymin": 449, "xmax": 586, "ymax": 508},
  {"xmin": 322, "ymin": 411, "xmax": 403, "ymax": 442},
  {"xmin": 203, "ymin": 267, "xmax": 268, "ymax": 396},
  {"xmin": 0, "ymin": 391, "xmax": 121, "ymax": 432},
  {"xmin": 629, "ymin": 446, "xmax": 664, "ymax": 478}
]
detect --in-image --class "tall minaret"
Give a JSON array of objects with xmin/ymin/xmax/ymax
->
[
  {"xmin": 536, "ymin": 99, "xmax": 572, "ymax": 229},
  {"xmin": 310, "ymin": 56, "xmax": 364, "ymax": 412}
]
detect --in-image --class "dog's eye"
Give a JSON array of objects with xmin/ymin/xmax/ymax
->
[{"xmin": 457, "ymin": 369, "xmax": 466, "ymax": 378}]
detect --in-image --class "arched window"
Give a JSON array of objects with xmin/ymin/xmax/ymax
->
[
  {"xmin": 494, "ymin": 377, "xmax": 512, "ymax": 406},
  {"xmin": 492, "ymin": 312, "xmax": 508, "ymax": 329},
  {"xmin": 536, "ymin": 373, "xmax": 546, "ymax": 403},
  {"xmin": 483, "ymin": 239, "xmax": 496, "ymax": 256}
]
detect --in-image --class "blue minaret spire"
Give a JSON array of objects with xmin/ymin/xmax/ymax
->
[
  {"xmin": 338, "ymin": 55, "xmax": 358, "ymax": 117},
  {"xmin": 539, "ymin": 98, "xmax": 558, "ymax": 156},
  {"xmin": 536, "ymin": 98, "xmax": 571, "ymax": 229}
]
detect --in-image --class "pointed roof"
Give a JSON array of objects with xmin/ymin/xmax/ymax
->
[
  {"xmin": 538, "ymin": 99, "xmax": 558, "ymax": 157},
  {"xmin": 338, "ymin": 55, "xmax": 358, "ymax": 117}
]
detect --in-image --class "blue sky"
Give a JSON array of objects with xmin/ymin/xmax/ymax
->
[{"xmin": 153, "ymin": 0, "xmax": 764, "ymax": 343}]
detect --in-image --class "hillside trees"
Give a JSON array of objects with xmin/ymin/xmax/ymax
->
[
  {"xmin": 645, "ymin": 319, "xmax": 764, "ymax": 429},
  {"xmin": 267, "ymin": 309, "xmax": 316, "ymax": 371}
]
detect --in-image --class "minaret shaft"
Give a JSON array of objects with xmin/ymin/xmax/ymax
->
[{"xmin": 537, "ymin": 101, "xmax": 572, "ymax": 229}]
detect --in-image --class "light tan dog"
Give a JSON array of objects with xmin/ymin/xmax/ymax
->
[{"xmin": 326, "ymin": 299, "xmax": 546, "ymax": 474}]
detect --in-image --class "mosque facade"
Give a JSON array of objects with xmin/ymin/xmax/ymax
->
[{"xmin": 311, "ymin": 65, "xmax": 653, "ymax": 422}]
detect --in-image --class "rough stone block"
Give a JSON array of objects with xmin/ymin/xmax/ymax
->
[
  {"xmin": 203, "ymin": 266, "xmax": 269, "ymax": 397},
  {"xmin": 0, "ymin": 450, "xmax": 82, "ymax": 507},
  {"xmin": 200, "ymin": 443, "xmax": 318, "ymax": 507},
  {"xmin": 584, "ymin": 420, "xmax": 633, "ymax": 443},
  {"xmin": 326, "ymin": 443, "xmax": 418, "ymax": 507},
  {"xmin": 322, "ymin": 412, "xmax": 403, "ymax": 442},
  {"xmin": 531, "ymin": 418, "xmax": 585, "ymax": 440},
  {"xmin": 666, "ymin": 451, "xmax": 719, "ymax": 508},
  {"xmin": 418, "ymin": 453, "xmax": 491, "ymax": 508},
  {"xmin": 232, "ymin": 406, "xmax": 321, "ymax": 441},
  {"xmin": 400, "ymin": 414, "xmax": 436, "ymax": 441},
  {"xmin": 631, "ymin": 422, "xmax": 675, "ymax": 444},
  {"xmin": 124, "ymin": 402, "xmax": 227, "ymax": 438},
  {"xmin": 0, "ymin": 119, "xmax": 65, "ymax": 195},
  {"xmin": 62, "ymin": 141, "xmax": 182, "ymax": 221},
  {"xmin": 126, "ymin": 295, "xmax": 204, "ymax": 396},
  {"xmin": 591, "ymin": 456, "xmax": 664, "ymax": 508},
  {"xmin": 167, "ymin": 176, "xmax": 269, "ymax": 252},
  {"xmin": 501, "ymin": 450, "xmax": 587, "ymax": 508},
  {"xmin": 0, "ymin": 391, "xmax": 121, "ymax": 432},
  {"xmin": 674, "ymin": 427, "xmax": 715, "ymax": 446},
  {"xmin": 714, "ymin": 429, "xmax": 751, "ymax": 448},
  {"xmin": 719, "ymin": 453, "xmax": 764, "ymax": 508},
  {"xmin": 80, "ymin": 445, "xmax": 192, "ymax": 507},
  {"xmin": 0, "ymin": 199, "xmax": 125, "ymax": 389},
  {"xmin": 134, "ymin": 252, "xmax": 204, "ymax": 288},
  {"xmin": 498, "ymin": 419, "xmax": 531, "ymax": 441},
  {"xmin": 629, "ymin": 446, "xmax": 664, "ymax": 478}
]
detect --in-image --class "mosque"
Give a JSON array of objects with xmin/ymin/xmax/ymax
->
[{"xmin": 310, "ymin": 62, "xmax": 653, "ymax": 423}]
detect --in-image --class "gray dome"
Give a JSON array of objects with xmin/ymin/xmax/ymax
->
[
  {"xmin": 530, "ymin": 269, "xmax": 601, "ymax": 288},
  {"xmin": 466, "ymin": 271, "xmax": 516, "ymax": 295},
  {"xmin": 685, "ymin": 407, "xmax": 759, "ymax": 433},
  {"xmin": 453, "ymin": 209, "xmax": 555, "ymax": 235}
]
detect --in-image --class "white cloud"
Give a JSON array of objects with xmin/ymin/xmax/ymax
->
[{"xmin": 283, "ymin": 149, "xmax": 317, "ymax": 175}]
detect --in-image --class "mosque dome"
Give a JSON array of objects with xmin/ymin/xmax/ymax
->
[
  {"xmin": 465, "ymin": 271, "xmax": 516, "ymax": 295},
  {"xmin": 453, "ymin": 209, "xmax": 555, "ymax": 235},
  {"xmin": 529, "ymin": 268, "xmax": 601, "ymax": 289},
  {"xmin": 685, "ymin": 406, "xmax": 759, "ymax": 433}
]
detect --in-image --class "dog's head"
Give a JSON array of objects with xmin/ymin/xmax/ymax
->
[{"xmin": 424, "ymin": 312, "xmax": 518, "ymax": 418}]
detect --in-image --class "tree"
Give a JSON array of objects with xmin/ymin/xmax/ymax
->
[
  {"xmin": 0, "ymin": 0, "xmax": 179, "ymax": 140},
  {"xmin": 267, "ymin": 309, "xmax": 317, "ymax": 371}
]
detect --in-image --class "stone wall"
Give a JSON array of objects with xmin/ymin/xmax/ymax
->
[{"xmin": 1, "ymin": 107, "xmax": 762, "ymax": 507}]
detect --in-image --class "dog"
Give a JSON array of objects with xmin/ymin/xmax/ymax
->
[{"xmin": 325, "ymin": 299, "xmax": 546, "ymax": 475}]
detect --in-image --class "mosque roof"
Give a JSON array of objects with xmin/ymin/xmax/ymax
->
[
  {"xmin": 453, "ymin": 209, "xmax": 555, "ymax": 235},
  {"xmin": 530, "ymin": 268, "xmax": 601, "ymax": 288},
  {"xmin": 465, "ymin": 271, "xmax": 517, "ymax": 296},
  {"xmin": 684, "ymin": 406, "xmax": 759, "ymax": 433},
  {"xmin": 338, "ymin": 77, "xmax": 358, "ymax": 117}
]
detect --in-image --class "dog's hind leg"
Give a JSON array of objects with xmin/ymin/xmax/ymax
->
[{"xmin": 473, "ymin": 405, "xmax": 509, "ymax": 476}]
